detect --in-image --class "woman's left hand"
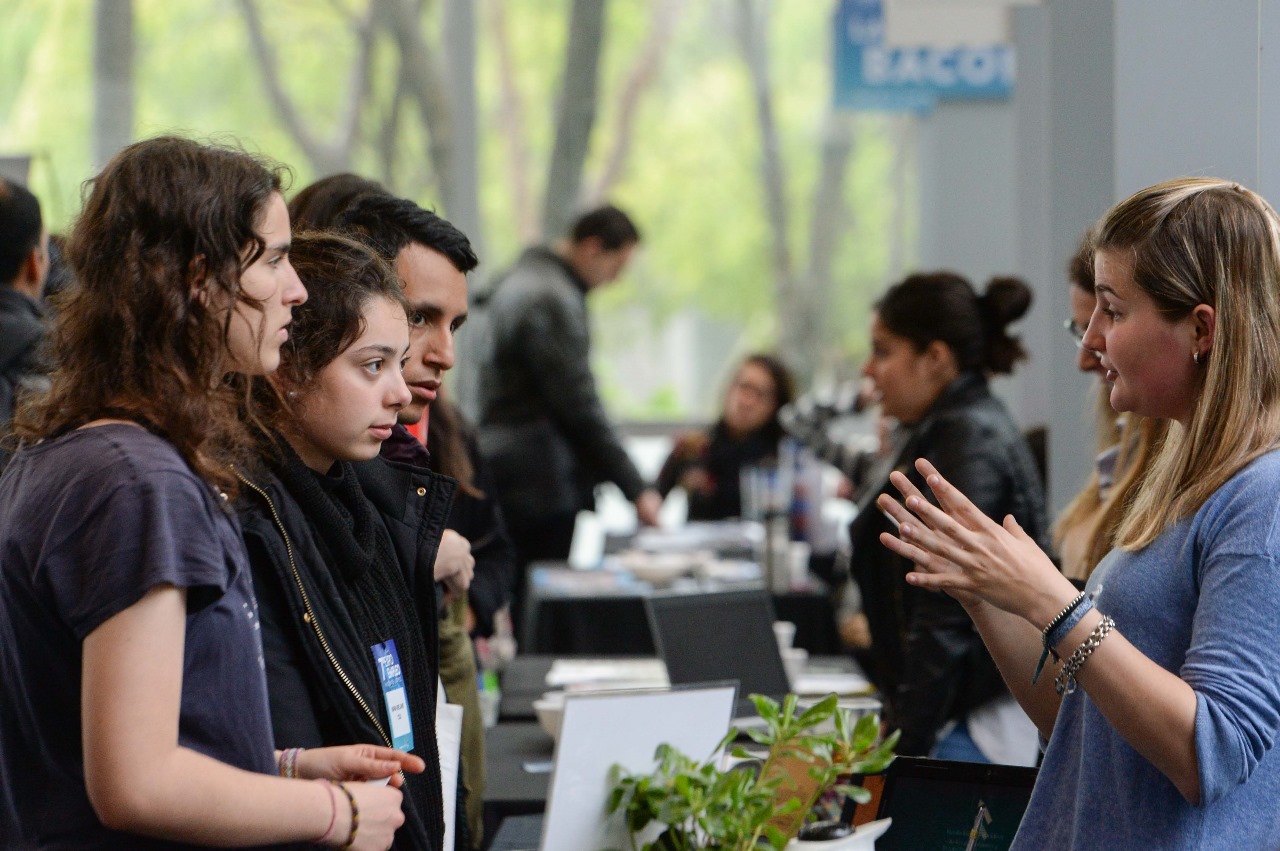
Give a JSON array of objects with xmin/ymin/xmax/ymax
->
[
  {"xmin": 877, "ymin": 458, "xmax": 1075, "ymax": 627},
  {"xmin": 296, "ymin": 744, "xmax": 426, "ymax": 788}
]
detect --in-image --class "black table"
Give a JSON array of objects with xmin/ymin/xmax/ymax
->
[
  {"xmin": 496, "ymin": 654, "xmax": 867, "ymax": 722},
  {"xmin": 524, "ymin": 583, "xmax": 840, "ymax": 656},
  {"xmin": 482, "ymin": 722, "xmax": 554, "ymax": 845}
]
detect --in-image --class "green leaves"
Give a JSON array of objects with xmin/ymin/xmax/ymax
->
[{"xmin": 607, "ymin": 693, "xmax": 898, "ymax": 850}]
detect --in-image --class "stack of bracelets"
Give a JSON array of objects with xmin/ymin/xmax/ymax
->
[
  {"xmin": 277, "ymin": 747, "xmax": 303, "ymax": 779},
  {"xmin": 1032, "ymin": 590, "xmax": 1116, "ymax": 695},
  {"xmin": 278, "ymin": 748, "xmax": 361, "ymax": 849}
]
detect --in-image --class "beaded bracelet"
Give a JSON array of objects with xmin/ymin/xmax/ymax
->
[
  {"xmin": 278, "ymin": 747, "xmax": 303, "ymax": 779},
  {"xmin": 329, "ymin": 781, "xmax": 359, "ymax": 851},
  {"xmin": 1032, "ymin": 592, "xmax": 1088, "ymax": 684},
  {"xmin": 1054, "ymin": 614, "xmax": 1115, "ymax": 696}
]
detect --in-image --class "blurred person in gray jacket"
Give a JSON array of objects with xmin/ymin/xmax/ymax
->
[
  {"xmin": 472, "ymin": 205, "xmax": 661, "ymax": 622},
  {"xmin": 0, "ymin": 178, "xmax": 51, "ymax": 456}
]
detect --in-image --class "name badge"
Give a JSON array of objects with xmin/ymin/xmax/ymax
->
[{"xmin": 371, "ymin": 639, "xmax": 414, "ymax": 752}]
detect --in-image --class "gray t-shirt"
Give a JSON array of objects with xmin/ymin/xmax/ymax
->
[{"xmin": 0, "ymin": 425, "xmax": 279, "ymax": 849}]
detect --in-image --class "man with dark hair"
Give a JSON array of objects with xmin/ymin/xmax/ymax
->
[
  {"xmin": 0, "ymin": 177, "xmax": 50, "ymax": 435},
  {"xmin": 473, "ymin": 204, "xmax": 661, "ymax": 615}
]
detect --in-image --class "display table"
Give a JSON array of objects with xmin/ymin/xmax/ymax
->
[
  {"xmin": 482, "ymin": 722, "xmax": 554, "ymax": 845},
  {"xmin": 497, "ymin": 653, "xmax": 867, "ymax": 722},
  {"xmin": 521, "ymin": 564, "xmax": 841, "ymax": 656}
]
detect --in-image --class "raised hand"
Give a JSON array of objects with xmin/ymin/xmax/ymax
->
[{"xmin": 877, "ymin": 458, "xmax": 1075, "ymax": 627}]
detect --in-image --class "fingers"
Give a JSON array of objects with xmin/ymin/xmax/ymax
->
[
  {"xmin": 911, "ymin": 459, "xmax": 994, "ymax": 529},
  {"xmin": 877, "ymin": 530, "xmax": 935, "ymax": 568},
  {"xmin": 876, "ymin": 486, "xmax": 978, "ymax": 569}
]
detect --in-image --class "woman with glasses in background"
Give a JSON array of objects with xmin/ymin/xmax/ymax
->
[{"xmin": 657, "ymin": 353, "xmax": 795, "ymax": 521}]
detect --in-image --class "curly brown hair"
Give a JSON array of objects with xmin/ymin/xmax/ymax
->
[
  {"xmin": 248, "ymin": 230, "xmax": 409, "ymax": 436},
  {"xmin": 12, "ymin": 136, "xmax": 290, "ymax": 494}
]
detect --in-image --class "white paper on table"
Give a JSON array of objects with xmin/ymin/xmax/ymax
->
[
  {"xmin": 435, "ymin": 699, "xmax": 464, "ymax": 851},
  {"xmin": 791, "ymin": 671, "xmax": 874, "ymax": 696},
  {"xmin": 545, "ymin": 658, "xmax": 669, "ymax": 689}
]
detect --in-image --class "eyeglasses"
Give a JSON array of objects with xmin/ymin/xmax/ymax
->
[{"xmin": 1063, "ymin": 318, "xmax": 1086, "ymax": 349}]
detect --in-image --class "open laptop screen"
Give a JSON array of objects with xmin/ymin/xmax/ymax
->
[
  {"xmin": 869, "ymin": 757, "xmax": 1038, "ymax": 851},
  {"xmin": 644, "ymin": 589, "xmax": 790, "ymax": 712}
]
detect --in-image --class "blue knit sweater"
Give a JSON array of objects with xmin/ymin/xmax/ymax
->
[{"xmin": 1014, "ymin": 450, "xmax": 1280, "ymax": 848}]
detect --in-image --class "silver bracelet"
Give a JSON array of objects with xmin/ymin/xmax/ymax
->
[{"xmin": 1054, "ymin": 615, "xmax": 1115, "ymax": 696}]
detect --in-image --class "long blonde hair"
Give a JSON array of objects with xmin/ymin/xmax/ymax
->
[
  {"xmin": 1053, "ymin": 389, "xmax": 1166, "ymax": 576},
  {"xmin": 1096, "ymin": 178, "xmax": 1280, "ymax": 550}
]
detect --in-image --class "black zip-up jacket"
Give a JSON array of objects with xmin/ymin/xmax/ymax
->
[
  {"xmin": 238, "ymin": 456, "xmax": 456, "ymax": 850},
  {"xmin": 849, "ymin": 372, "xmax": 1050, "ymax": 756}
]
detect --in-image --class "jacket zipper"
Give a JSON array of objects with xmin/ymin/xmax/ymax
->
[{"xmin": 237, "ymin": 474, "xmax": 394, "ymax": 750}]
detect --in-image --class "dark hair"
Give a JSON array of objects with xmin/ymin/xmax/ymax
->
[
  {"xmin": 337, "ymin": 193, "xmax": 478, "ymax": 275},
  {"xmin": 1068, "ymin": 229, "xmax": 1095, "ymax": 293},
  {"xmin": 13, "ymin": 136, "xmax": 288, "ymax": 493},
  {"xmin": 569, "ymin": 204, "xmax": 641, "ymax": 250},
  {"xmin": 0, "ymin": 178, "xmax": 43, "ymax": 285},
  {"xmin": 287, "ymin": 173, "xmax": 386, "ymax": 233},
  {"xmin": 42, "ymin": 233, "xmax": 75, "ymax": 301},
  {"xmin": 736, "ymin": 353, "xmax": 794, "ymax": 443},
  {"xmin": 425, "ymin": 392, "xmax": 481, "ymax": 498},
  {"xmin": 876, "ymin": 271, "xmax": 1032, "ymax": 375},
  {"xmin": 269, "ymin": 231, "xmax": 409, "ymax": 397}
]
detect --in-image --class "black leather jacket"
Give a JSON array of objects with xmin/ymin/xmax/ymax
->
[
  {"xmin": 472, "ymin": 247, "xmax": 646, "ymax": 518},
  {"xmin": 849, "ymin": 372, "xmax": 1050, "ymax": 756}
]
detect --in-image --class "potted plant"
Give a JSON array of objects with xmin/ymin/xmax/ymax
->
[{"xmin": 606, "ymin": 693, "xmax": 899, "ymax": 851}]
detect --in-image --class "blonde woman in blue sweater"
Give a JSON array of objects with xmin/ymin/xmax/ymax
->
[{"xmin": 880, "ymin": 178, "xmax": 1280, "ymax": 849}]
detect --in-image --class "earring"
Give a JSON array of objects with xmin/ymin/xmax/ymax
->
[
  {"xmin": 1192, "ymin": 349, "xmax": 1204, "ymax": 366},
  {"xmin": 286, "ymin": 389, "xmax": 298, "ymax": 400}
]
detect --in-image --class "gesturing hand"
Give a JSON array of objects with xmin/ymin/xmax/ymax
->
[
  {"xmin": 296, "ymin": 743, "xmax": 426, "ymax": 787},
  {"xmin": 876, "ymin": 458, "xmax": 1075, "ymax": 627}
]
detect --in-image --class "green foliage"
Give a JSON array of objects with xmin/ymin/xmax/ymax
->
[
  {"xmin": 606, "ymin": 694, "xmax": 898, "ymax": 851},
  {"xmin": 0, "ymin": 1, "xmax": 909, "ymax": 417}
]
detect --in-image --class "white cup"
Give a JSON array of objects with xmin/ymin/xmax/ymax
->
[
  {"xmin": 787, "ymin": 541, "xmax": 811, "ymax": 586},
  {"xmin": 773, "ymin": 620, "xmax": 796, "ymax": 653},
  {"xmin": 782, "ymin": 646, "xmax": 809, "ymax": 688}
]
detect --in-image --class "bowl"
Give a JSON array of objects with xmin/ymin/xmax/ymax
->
[
  {"xmin": 615, "ymin": 551, "xmax": 707, "ymax": 586},
  {"xmin": 786, "ymin": 817, "xmax": 891, "ymax": 849},
  {"xmin": 532, "ymin": 691, "xmax": 567, "ymax": 741}
]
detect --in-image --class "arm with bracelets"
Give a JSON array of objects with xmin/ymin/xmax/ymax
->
[{"xmin": 877, "ymin": 457, "xmax": 1203, "ymax": 804}]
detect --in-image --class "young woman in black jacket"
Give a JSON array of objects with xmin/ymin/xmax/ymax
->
[
  {"xmin": 852, "ymin": 272, "xmax": 1049, "ymax": 765},
  {"xmin": 237, "ymin": 232, "xmax": 456, "ymax": 850}
]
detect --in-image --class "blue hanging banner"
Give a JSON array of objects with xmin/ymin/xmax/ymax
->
[{"xmin": 833, "ymin": 0, "xmax": 1016, "ymax": 113}]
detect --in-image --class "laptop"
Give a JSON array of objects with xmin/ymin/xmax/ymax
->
[
  {"xmin": 852, "ymin": 756, "xmax": 1039, "ymax": 850},
  {"xmin": 490, "ymin": 684, "xmax": 738, "ymax": 851},
  {"xmin": 644, "ymin": 588, "xmax": 791, "ymax": 720}
]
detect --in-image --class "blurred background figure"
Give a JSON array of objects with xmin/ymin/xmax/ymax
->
[
  {"xmin": 1053, "ymin": 231, "xmax": 1166, "ymax": 584},
  {"xmin": 850, "ymin": 271, "xmax": 1047, "ymax": 766},
  {"xmin": 472, "ymin": 204, "xmax": 661, "ymax": 626},
  {"xmin": 657, "ymin": 352, "xmax": 794, "ymax": 522},
  {"xmin": 0, "ymin": 177, "xmax": 51, "ymax": 451}
]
